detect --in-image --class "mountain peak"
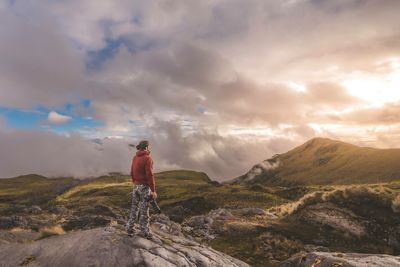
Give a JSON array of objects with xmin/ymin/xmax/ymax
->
[
  {"xmin": 301, "ymin": 137, "xmax": 353, "ymax": 149},
  {"xmin": 306, "ymin": 137, "xmax": 336, "ymax": 145},
  {"xmin": 234, "ymin": 137, "xmax": 400, "ymax": 186},
  {"xmin": 12, "ymin": 174, "xmax": 48, "ymax": 181}
]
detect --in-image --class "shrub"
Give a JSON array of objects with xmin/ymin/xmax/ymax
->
[{"xmin": 392, "ymin": 195, "xmax": 400, "ymax": 213}]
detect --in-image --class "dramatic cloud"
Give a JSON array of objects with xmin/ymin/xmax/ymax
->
[
  {"xmin": 47, "ymin": 111, "xmax": 72, "ymax": 125},
  {"xmin": 1, "ymin": 0, "xmax": 400, "ymax": 179},
  {"xmin": 139, "ymin": 120, "xmax": 300, "ymax": 179},
  {"xmin": 0, "ymin": 3, "xmax": 86, "ymax": 108},
  {"xmin": 0, "ymin": 121, "xmax": 300, "ymax": 180},
  {"xmin": 0, "ymin": 130, "xmax": 131, "ymax": 178},
  {"xmin": 340, "ymin": 102, "xmax": 400, "ymax": 125}
]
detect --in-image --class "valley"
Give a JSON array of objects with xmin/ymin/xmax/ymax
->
[{"xmin": 1, "ymin": 138, "xmax": 400, "ymax": 266}]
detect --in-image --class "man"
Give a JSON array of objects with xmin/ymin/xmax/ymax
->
[{"xmin": 126, "ymin": 140, "xmax": 157, "ymax": 239}]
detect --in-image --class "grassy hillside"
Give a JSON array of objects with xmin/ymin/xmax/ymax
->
[
  {"xmin": 0, "ymin": 170, "xmax": 285, "ymax": 220},
  {"xmin": 1, "ymin": 171, "xmax": 399, "ymax": 266},
  {"xmin": 211, "ymin": 182, "xmax": 400, "ymax": 266},
  {"xmin": 235, "ymin": 137, "xmax": 400, "ymax": 186},
  {"xmin": 0, "ymin": 174, "xmax": 77, "ymax": 212},
  {"xmin": 54, "ymin": 170, "xmax": 285, "ymax": 221}
]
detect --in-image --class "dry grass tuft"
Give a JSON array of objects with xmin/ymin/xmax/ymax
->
[
  {"xmin": 392, "ymin": 195, "xmax": 400, "ymax": 213},
  {"xmin": 37, "ymin": 225, "xmax": 65, "ymax": 240}
]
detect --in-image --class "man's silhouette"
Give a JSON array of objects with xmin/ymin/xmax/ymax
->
[{"xmin": 126, "ymin": 140, "xmax": 157, "ymax": 239}]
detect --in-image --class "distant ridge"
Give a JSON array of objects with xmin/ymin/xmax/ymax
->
[
  {"xmin": 232, "ymin": 137, "xmax": 400, "ymax": 186},
  {"xmin": 3, "ymin": 174, "xmax": 48, "ymax": 181}
]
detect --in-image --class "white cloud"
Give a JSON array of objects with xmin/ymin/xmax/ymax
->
[
  {"xmin": 0, "ymin": 2, "xmax": 86, "ymax": 108},
  {"xmin": 0, "ymin": 118, "xmax": 304, "ymax": 180},
  {"xmin": 0, "ymin": 130, "xmax": 131, "ymax": 178},
  {"xmin": 48, "ymin": 111, "xmax": 72, "ymax": 124}
]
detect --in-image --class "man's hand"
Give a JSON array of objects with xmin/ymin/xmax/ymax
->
[{"xmin": 152, "ymin": 191, "xmax": 158, "ymax": 199}]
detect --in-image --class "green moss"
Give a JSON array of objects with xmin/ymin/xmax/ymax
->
[
  {"xmin": 211, "ymin": 228, "xmax": 296, "ymax": 267},
  {"xmin": 52, "ymin": 171, "xmax": 286, "ymax": 221},
  {"xmin": 0, "ymin": 175, "xmax": 77, "ymax": 209},
  {"xmin": 0, "ymin": 203, "xmax": 10, "ymax": 210}
]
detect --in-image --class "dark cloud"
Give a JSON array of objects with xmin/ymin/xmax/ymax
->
[
  {"xmin": 341, "ymin": 102, "xmax": 400, "ymax": 125},
  {"xmin": 91, "ymin": 43, "xmax": 362, "ymax": 129},
  {"xmin": 0, "ymin": 4, "xmax": 86, "ymax": 108},
  {"xmin": 310, "ymin": 0, "xmax": 367, "ymax": 13}
]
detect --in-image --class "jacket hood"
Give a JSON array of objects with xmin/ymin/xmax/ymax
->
[{"xmin": 136, "ymin": 150, "xmax": 150, "ymax": 157}]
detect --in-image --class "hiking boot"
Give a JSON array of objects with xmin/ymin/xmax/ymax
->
[
  {"xmin": 127, "ymin": 228, "xmax": 136, "ymax": 237},
  {"xmin": 138, "ymin": 231, "xmax": 153, "ymax": 240}
]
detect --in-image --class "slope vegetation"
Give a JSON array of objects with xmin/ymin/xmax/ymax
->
[
  {"xmin": 55, "ymin": 170, "xmax": 284, "ymax": 222},
  {"xmin": 234, "ymin": 137, "xmax": 400, "ymax": 186},
  {"xmin": 0, "ymin": 174, "xmax": 77, "ymax": 212}
]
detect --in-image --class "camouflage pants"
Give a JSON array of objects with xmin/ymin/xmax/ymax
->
[{"xmin": 126, "ymin": 184, "xmax": 152, "ymax": 234}]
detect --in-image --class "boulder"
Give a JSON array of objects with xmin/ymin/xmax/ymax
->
[
  {"xmin": 29, "ymin": 205, "xmax": 42, "ymax": 214},
  {"xmin": 0, "ymin": 225, "xmax": 249, "ymax": 267},
  {"xmin": 296, "ymin": 203, "xmax": 366, "ymax": 237},
  {"xmin": 209, "ymin": 208, "xmax": 234, "ymax": 220},
  {"xmin": 0, "ymin": 217, "xmax": 13, "ymax": 229},
  {"xmin": 0, "ymin": 215, "xmax": 29, "ymax": 229},
  {"xmin": 48, "ymin": 205, "xmax": 67, "ymax": 214},
  {"xmin": 93, "ymin": 204, "xmax": 116, "ymax": 217},
  {"xmin": 151, "ymin": 214, "xmax": 183, "ymax": 237},
  {"xmin": 236, "ymin": 208, "xmax": 266, "ymax": 216},
  {"xmin": 182, "ymin": 215, "xmax": 215, "ymax": 242}
]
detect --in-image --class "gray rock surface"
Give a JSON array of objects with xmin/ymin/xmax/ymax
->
[
  {"xmin": 0, "ymin": 215, "xmax": 29, "ymax": 229},
  {"xmin": 48, "ymin": 205, "xmax": 67, "ymax": 214},
  {"xmin": 236, "ymin": 208, "xmax": 266, "ymax": 216},
  {"xmin": 297, "ymin": 203, "xmax": 366, "ymax": 237},
  {"xmin": 23, "ymin": 205, "xmax": 42, "ymax": 214},
  {"xmin": 181, "ymin": 209, "xmax": 234, "ymax": 242},
  {"xmin": 0, "ymin": 224, "xmax": 249, "ymax": 267},
  {"xmin": 280, "ymin": 252, "xmax": 400, "ymax": 267}
]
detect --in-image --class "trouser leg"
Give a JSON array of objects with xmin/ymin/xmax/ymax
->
[
  {"xmin": 138, "ymin": 186, "xmax": 151, "ymax": 234},
  {"xmin": 126, "ymin": 186, "xmax": 140, "ymax": 231}
]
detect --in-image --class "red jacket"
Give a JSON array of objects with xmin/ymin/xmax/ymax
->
[{"xmin": 130, "ymin": 150, "xmax": 156, "ymax": 192}]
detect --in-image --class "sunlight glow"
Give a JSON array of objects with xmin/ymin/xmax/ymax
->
[
  {"xmin": 342, "ymin": 60, "xmax": 400, "ymax": 107},
  {"xmin": 287, "ymin": 81, "xmax": 307, "ymax": 92}
]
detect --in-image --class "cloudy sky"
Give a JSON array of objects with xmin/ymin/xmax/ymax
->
[{"xmin": 1, "ymin": 0, "xmax": 400, "ymax": 180}]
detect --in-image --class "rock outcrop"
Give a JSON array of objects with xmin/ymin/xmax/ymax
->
[
  {"xmin": 280, "ymin": 252, "xmax": 400, "ymax": 267},
  {"xmin": 0, "ymin": 224, "xmax": 249, "ymax": 267}
]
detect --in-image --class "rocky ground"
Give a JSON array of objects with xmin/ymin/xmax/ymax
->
[
  {"xmin": 280, "ymin": 252, "xmax": 400, "ymax": 267},
  {"xmin": 2, "ymin": 209, "xmax": 400, "ymax": 267},
  {"xmin": 1, "ymin": 173, "xmax": 400, "ymax": 266},
  {"xmin": 0, "ymin": 222, "xmax": 248, "ymax": 267}
]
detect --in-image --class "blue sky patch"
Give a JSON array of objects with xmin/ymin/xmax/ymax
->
[
  {"xmin": 86, "ymin": 34, "xmax": 161, "ymax": 71},
  {"xmin": 0, "ymin": 107, "xmax": 46, "ymax": 129},
  {"xmin": 86, "ymin": 38, "xmax": 124, "ymax": 70},
  {"xmin": 0, "ymin": 100, "xmax": 103, "ymax": 134}
]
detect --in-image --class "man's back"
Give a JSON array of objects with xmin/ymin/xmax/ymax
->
[{"xmin": 131, "ymin": 150, "xmax": 155, "ymax": 192}]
